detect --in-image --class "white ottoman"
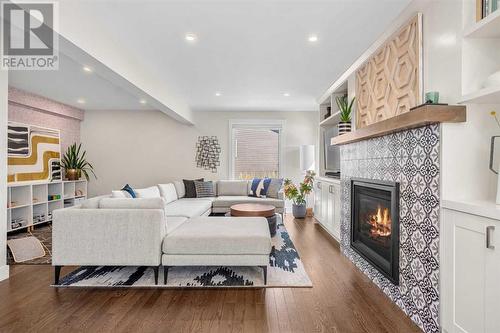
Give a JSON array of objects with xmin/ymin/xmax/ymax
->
[{"xmin": 162, "ymin": 216, "xmax": 272, "ymax": 284}]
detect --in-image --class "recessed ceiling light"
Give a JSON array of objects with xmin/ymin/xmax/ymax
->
[
  {"xmin": 139, "ymin": 99, "xmax": 147, "ymax": 104},
  {"xmin": 82, "ymin": 66, "xmax": 92, "ymax": 73},
  {"xmin": 215, "ymin": 92, "xmax": 222, "ymax": 97},
  {"xmin": 185, "ymin": 33, "xmax": 197, "ymax": 42},
  {"xmin": 77, "ymin": 98, "xmax": 86, "ymax": 104},
  {"xmin": 308, "ymin": 35, "xmax": 318, "ymax": 42},
  {"xmin": 283, "ymin": 93, "xmax": 290, "ymax": 97}
]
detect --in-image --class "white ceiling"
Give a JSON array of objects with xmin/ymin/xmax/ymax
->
[
  {"xmin": 56, "ymin": 0, "xmax": 411, "ymax": 113},
  {"xmin": 11, "ymin": 0, "xmax": 412, "ymax": 115},
  {"xmin": 9, "ymin": 50, "xmax": 155, "ymax": 111}
]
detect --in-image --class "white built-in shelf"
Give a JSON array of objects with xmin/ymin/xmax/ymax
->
[
  {"xmin": 460, "ymin": 85, "xmax": 500, "ymax": 104},
  {"xmin": 319, "ymin": 110, "xmax": 341, "ymax": 127},
  {"xmin": 464, "ymin": 10, "xmax": 500, "ymax": 38}
]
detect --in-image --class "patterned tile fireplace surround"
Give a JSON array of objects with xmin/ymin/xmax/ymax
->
[{"xmin": 340, "ymin": 124, "xmax": 440, "ymax": 333}]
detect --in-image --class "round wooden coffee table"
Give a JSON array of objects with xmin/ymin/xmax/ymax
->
[{"xmin": 229, "ymin": 203, "xmax": 277, "ymax": 237}]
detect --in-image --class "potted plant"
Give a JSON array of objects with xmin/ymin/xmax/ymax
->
[
  {"xmin": 60, "ymin": 143, "xmax": 97, "ymax": 181},
  {"xmin": 284, "ymin": 171, "xmax": 315, "ymax": 218},
  {"xmin": 336, "ymin": 95, "xmax": 355, "ymax": 135}
]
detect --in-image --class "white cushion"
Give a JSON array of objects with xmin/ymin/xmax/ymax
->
[
  {"xmin": 135, "ymin": 186, "xmax": 161, "ymax": 198},
  {"xmin": 162, "ymin": 217, "xmax": 271, "ymax": 255},
  {"xmin": 173, "ymin": 181, "xmax": 185, "ymax": 198},
  {"xmin": 213, "ymin": 195, "xmax": 284, "ymax": 208},
  {"xmin": 158, "ymin": 183, "xmax": 178, "ymax": 204},
  {"xmin": 111, "ymin": 190, "xmax": 133, "ymax": 198},
  {"xmin": 217, "ymin": 180, "xmax": 249, "ymax": 196},
  {"xmin": 164, "ymin": 198, "xmax": 212, "ymax": 218},
  {"xmin": 99, "ymin": 197, "xmax": 165, "ymax": 209},
  {"xmin": 166, "ymin": 216, "xmax": 189, "ymax": 234}
]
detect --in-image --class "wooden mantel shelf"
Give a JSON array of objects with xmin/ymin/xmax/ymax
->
[{"xmin": 331, "ymin": 104, "xmax": 466, "ymax": 146}]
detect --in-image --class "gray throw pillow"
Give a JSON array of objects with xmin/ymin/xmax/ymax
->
[
  {"xmin": 194, "ymin": 180, "xmax": 215, "ymax": 198},
  {"xmin": 267, "ymin": 178, "xmax": 283, "ymax": 198}
]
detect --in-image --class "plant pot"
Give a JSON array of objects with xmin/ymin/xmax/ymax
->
[
  {"xmin": 65, "ymin": 169, "xmax": 79, "ymax": 180},
  {"xmin": 292, "ymin": 204, "xmax": 307, "ymax": 219},
  {"xmin": 338, "ymin": 121, "xmax": 352, "ymax": 135}
]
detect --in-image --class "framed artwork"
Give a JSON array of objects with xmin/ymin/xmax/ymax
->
[{"xmin": 7, "ymin": 122, "xmax": 61, "ymax": 183}]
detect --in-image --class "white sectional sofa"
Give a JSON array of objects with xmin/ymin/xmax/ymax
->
[{"xmin": 52, "ymin": 180, "xmax": 282, "ymax": 285}]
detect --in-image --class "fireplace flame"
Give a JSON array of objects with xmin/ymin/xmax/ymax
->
[{"xmin": 368, "ymin": 206, "xmax": 391, "ymax": 237}]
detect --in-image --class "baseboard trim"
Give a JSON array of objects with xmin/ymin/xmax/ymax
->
[{"xmin": 0, "ymin": 265, "xmax": 9, "ymax": 282}]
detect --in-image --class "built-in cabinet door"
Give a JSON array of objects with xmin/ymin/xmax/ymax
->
[
  {"xmin": 321, "ymin": 183, "xmax": 330, "ymax": 228},
  {"xmin": 332, "ymin": 183, "xmax": 341, "ymax": 239},
  {"xmin": 441, "ymin": 209, "xmax": 500, "ymax": 333},
  {"xmin": 314, "ymin": 182, "xmax": 323, "ymax": 223}
]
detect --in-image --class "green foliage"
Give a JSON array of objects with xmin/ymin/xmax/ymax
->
[
  {"xmin": 283, "ymin": 170, "xmax": 316, "ymax": 206},
  {"xmin": 336, "ymin": 95, "xmax": 356, "ymax": 122},
  {"xmin": 60, "ymin": 143, "xmax": 97, "ymax": 181}
]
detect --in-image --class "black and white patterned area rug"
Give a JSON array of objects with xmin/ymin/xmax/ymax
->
[{"xmin": 54, "ymin": 222, "xmax": 312, "ymax": 288}]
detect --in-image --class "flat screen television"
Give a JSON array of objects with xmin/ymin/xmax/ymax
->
[{"xmin": 323, "ymin": 126, "xmax": 340, "ymax": 173}]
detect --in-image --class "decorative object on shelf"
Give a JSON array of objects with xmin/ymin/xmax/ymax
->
[
  {"xmin": 482, "ymin": 70, "xmax": 500, "ymax": 89},
  {"xmin": 7, "ymin": 122, "xmax": 61, "ymax": 183},
  {"xmin": 425, "ymin": 91, "xmax": 440, "ymax": 104},
  {"xmin": 60, "ymin": 143, "xmax": 97, "ymax": 181},
  {"xmin": 284, "ymin": 170, "xmax": 315, "ymax": 218},
  {"xmin": 488, "ymin": 111, "xmax": 500, "ymax": 204},
  {"xmin": 336, "ymin": 95, "xmax": 355, "ymax": 135},
  {"xmin": 324, "ymin": 106, "xmax": 332, "ymax": 120},
  {"xmin": 195, "ymin": 136, "xmax": 221, "ymax": 173},
  {"xmin": 356, "ymin": 14, "xmax": 422, "ymax": 129}
]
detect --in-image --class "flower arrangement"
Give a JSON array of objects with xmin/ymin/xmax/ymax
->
[{"xmin": 283, "ymin": 170, "xmax": 315, "ymax": 206}]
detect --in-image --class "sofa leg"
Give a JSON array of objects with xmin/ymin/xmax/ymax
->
[
  {"xmin": 164, "ymin": 266, "xmax": 169, "ymax": 285},
  {"xmin": 260, "ymin": 266, "xmax": 267, "ymax": 285},
  {"xmin": 153, "ymin": 266, "xmax": 159, "ymax": 285},
  {"xmin": 54, "ymin": 265, "xmax": 62, "ymax": 285}
]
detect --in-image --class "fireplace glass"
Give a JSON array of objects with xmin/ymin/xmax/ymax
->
[{"xmin": 351, "ymin": 178, "xmax": 399, "ymax": 284}]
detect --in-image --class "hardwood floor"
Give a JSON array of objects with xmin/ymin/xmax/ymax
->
[{"xmin": 0, "ymin": 215, "xmax": 421, "ymax": 333}]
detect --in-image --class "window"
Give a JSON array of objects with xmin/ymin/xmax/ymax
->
[{"xmin": 229, "ymin": 120, "xmax": 285, "ymax": 180}]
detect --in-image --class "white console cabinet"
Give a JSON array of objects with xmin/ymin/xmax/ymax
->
[
  {"xmin": 314, "ymin": 178, "xmax": 341, "ymax": 241},
  {"xmin": 441, "ymin": 202, "xmax": 500, "ymax": 333}
]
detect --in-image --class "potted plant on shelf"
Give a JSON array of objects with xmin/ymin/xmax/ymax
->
[
  {"xmin": 60, "ymin": 143, "xmax": 97, "ymax": 181},
  {"xmin": 336, "ymin": 95, "xmax": 355, "ymax": 135},
  {"xmin": 284, "ymin": 170, "xmax": 315, "ymax": 218}
]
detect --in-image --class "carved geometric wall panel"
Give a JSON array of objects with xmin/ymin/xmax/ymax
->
[{"xmin": 356, "ymin": 14, "xmax": 422, "ymax": 129}]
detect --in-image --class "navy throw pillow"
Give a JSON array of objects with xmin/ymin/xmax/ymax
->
[
  {"xmin": 121, "ymin": 184, "xmax": 136, "ymax": 198},
  {"xmin": 250, "ymin": 178, "xmax": 272, "ymax": 197}
]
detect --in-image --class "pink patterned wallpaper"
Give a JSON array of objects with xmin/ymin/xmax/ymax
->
[{"xmin": 8, "ymin": 87, "xmax": 84, "ymax": 153}]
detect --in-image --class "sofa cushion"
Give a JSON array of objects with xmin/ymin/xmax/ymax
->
[
  {"xmin": 217, "ymin": 180, "xmax": 248, "ymax": 196},
  {"xmin": 135, "ymin": 186, "xmax": 161, "ymax": 198},
  {"xmin": 162, "ymin": 217, "xmax": 271, "ymax": 255},
  {"xmin": 213, "ymin": 196, "xmax": 284, "ymax": 208},
  {"xmin": 80, "ymin": 195, "xmax": 109, "ymax": 209},
  {"xmin": 99, "ymin": 197, "xmax": 166, "ymax": 209},
  {"xmin": 183, "ymin": 178, "xmax": 203, "ymax": 198},
  {"xmin": 167, "ymin": 216, "xmax": 189, "ymax": 234},
  {"xmin": 164, "ymin": 198, "xmax": 212, "ymax": 218},
  {"xmin": 267, "ymin": 178, "xmax": 283, "ymax": 199},
  {"xmin": 250, "ymin": 178, "xmax": 271, "ymax": 197},
  {"xmin": 111, "ymin": 190, "xmax": 133, "ymax": 198},
  {"xmin": 158, "ymin": 183, "xmax": 178, "ymax": 204},
  {"xmin": 173, "ymin": 180, "xmax": 186, "ymax": 198}
]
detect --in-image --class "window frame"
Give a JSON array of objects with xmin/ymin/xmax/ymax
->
[{"xmin": 228, "ymin": 119, "xmax": 286, "ymax": 180}]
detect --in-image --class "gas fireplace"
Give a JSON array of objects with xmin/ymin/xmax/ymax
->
[{"xmin": 351, "ymin": 178, "xmax": 400, "ymax": 284}]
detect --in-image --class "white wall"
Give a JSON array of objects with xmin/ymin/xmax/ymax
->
[
  {"xmin": 0, "ymin": 69, "xmax": 8, "ymax": 281},
  {"xmin": 81, "ymin": 110, "xmax": 318, "ymax": 204}
]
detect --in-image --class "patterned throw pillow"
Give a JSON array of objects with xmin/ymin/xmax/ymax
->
[
  {"xmin": 267, "ymin": 178, "xmax": 283, "ymax": 198},
  {"xmin": 250, "ymin": 178, "xmax": 272, "ymax": 197},
  {"xmin": 194, "ymin": 180, "xmax": 215, "ymax": 198}
]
